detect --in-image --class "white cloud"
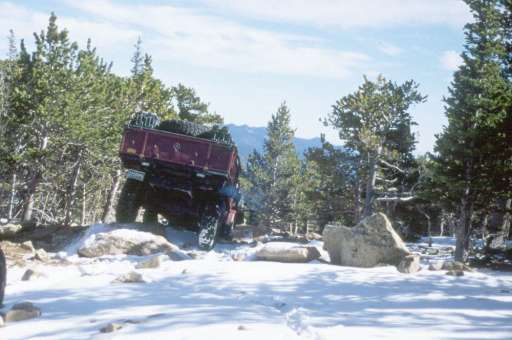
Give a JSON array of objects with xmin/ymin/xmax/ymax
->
[
  {"xmin": 61, "ymin": 0, "xmax": 370, "ymax": 78},
  {"xmin": 204, "ymin": 0, "xmax": 471, "ymax": 29},
  {"xmin": 0, "ymin": 2, "xmax": 139, "ymax": 55},
  {"xmin": 378, "ymin": 42, "xmax": 402, "ymax": 56},
  {"xmin": 440, "ymin": 50, "xmax": 463, "ymax": 71}
]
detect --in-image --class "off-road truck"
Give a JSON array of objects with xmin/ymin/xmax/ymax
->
[{"xmin": 116, "ymin": 112, "xmax": 242, "ymax": 250}]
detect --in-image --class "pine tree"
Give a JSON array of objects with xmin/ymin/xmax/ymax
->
[
  {"xmin": 172, "ymin": 83, "xmax": 223, "ymax": 124},
  {"xmin": 326, "ymin": 75, "xmax": 426, "ymax": 219},
  {"xmin": 433, "ymin": 0, "xmax": 512, "ymax": 261},
  {"xmin": 245, "ymin": 103, "xmax": 300, "ymax": 229}
]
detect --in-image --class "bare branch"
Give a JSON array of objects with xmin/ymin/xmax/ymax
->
[
  {"xmin": 378, "ymin": 159, "xmax": 406, "ymax": 174},
  {"xmin": 376, "ymin": 196, "xmax": 416, "ymax": 202}
]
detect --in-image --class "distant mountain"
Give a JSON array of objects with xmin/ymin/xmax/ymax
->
[{"xmin": 226, "ymin": 124, "xmax": 324, "ymax": 165}]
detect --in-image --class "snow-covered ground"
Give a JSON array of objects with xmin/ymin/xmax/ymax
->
[{"xmin": 2, "ymin": 226, "xmax": 512, "ymax": 340}]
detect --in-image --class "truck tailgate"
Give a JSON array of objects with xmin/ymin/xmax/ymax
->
[{"xmin": 120, "ymin": 128, "xmax": 235, "ymax": 175}]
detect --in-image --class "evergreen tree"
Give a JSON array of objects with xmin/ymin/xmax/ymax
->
[
  {"xmin": 172, "ymin": 83, "xmax": 223, "ymax": 124},
  {"xmin": 433, "ymin": 0, "xmax": 512, "ymax": 261},
  {"xmin": 325, "ymin": 75, "xmax": 426, "ymax": 219},
  {"xmin": 245, "ymin": 103, "xmax": 300, "ymax": 229},
  {"xmin": 302, "ymin": 138, "xmax": 358, "ymax": 230}
]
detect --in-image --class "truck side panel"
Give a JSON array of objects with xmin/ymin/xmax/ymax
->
[{"xmin": 120, "ymin": 128, "xmax": 236, "ymax": 177}]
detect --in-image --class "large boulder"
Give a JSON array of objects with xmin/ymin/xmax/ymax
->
[
  {"xmin": 77, "ymin": 229, "xmax": 182, "ymax": 258},
  {"xmin": 255, "ymin": 243, "xmax": 321, "ymax": 263},
  {"xmin": 323, "ymin": 213, "xmax": 410, "ymax": 267}
]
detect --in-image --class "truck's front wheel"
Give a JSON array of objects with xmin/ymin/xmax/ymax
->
[{"xmin": 116, "ymin": 179, "xmax": 143, "ymax": 223}]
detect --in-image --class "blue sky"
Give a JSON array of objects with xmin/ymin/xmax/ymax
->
[{"xmin": 0, "ymin": 0, "xmax": 471, "ymax": 153}]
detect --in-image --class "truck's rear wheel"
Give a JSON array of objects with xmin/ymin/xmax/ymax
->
[{"xmin": 116, "ymin": 179, "xmax": 143, "ymax": 223}]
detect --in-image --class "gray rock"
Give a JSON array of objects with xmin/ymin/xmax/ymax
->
[
  {"xmin": 323, "ymin": 213, "xmax": 410, "ymax": 267},
  {"xmin": 442, "ymin": 261, "xmax": 472, "ymax": 272},
  {"xmin": 20, "ymin": 241, "xmax": 35, "ymax": 253},
  {"xmin": 135, "ymin": 256, "xmax": 161, "ymax": 269},
  {"xmin": 100, "ymin": 322, "xmax": 123, "ymax": 333},
  {"xmin": 21, "ymin": 269, "xmax": 45, "ymax": 281},
  {"xmin": 77, "ymin": 230, "xmax": 181, "ymax": 258},
  {"xmin": 0, "ymin": 224, "xmax": 23, "ymax": 237},
  {"xmin": 428, "ymin": 261, "xmax": 444, "ymax": 271},
  {"xmin": 113, "ymin": 271, "xmax": 145, "ymax": 283},
  {"xmin": 255, "ymin": 243, "xmax": 321, "ymax": 263},
  {"xmin": 446, "ymin": 269, "xmax": 464, "ymax": 276},
  {"xmin": 34, "ymin": 249, "xmax": 50, "ymax": 262},
  {"xmin": 397, "ymin": 254, "xmax": 421, "ymax": 274},
  {"xmin": 3, "ymin": 302, "xmax": 41, "ymax": 322},
  {"xmin": 231, "ymin": 253, "xmax": 246, "ymax": 262}
]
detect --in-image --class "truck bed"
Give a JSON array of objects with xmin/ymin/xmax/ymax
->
[{"xmin": 119, "ymin": 127, "xmax": 238, "ymax": 179}]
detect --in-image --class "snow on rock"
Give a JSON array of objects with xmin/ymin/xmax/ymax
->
[
  {"xmin": 21, "ymin": 268, "xmax": 46, "ymax": 281},
  {"xmin": 396, "ymin": 254, "xmax": 421, "ymax": 274},
  {"xmin": 112, "ymin": 271, "xmax": 146, "ymax": 284},
  {"xmin": 75, "ymin": 226, "xmax": 185, "ymax": 258},
  {"xmin": 255, "ymin": 242, "xmax": 321, "ymax": 263},
  {"xmin": 3, "ymin": 301, "xmax": 41, "ymax": 322},
  {"xmin": 323, "ymin": 213, "xmax": 410, "ymax": 267}
]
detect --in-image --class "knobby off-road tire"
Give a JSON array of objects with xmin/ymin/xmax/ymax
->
[
  {"xmin": 157, "ymin": 120, "xmax": 210, "ymax": 137},
  {"xmin": 116, "ymin": 179, "xmax": 143, "ymax": 223},
  {"xmin": 197, "ymin": 202, "xmax": 225, "ymax": 250},
  {"xmin": 0, "ymin": 247, "xmax": 6, "ymax": 307}
]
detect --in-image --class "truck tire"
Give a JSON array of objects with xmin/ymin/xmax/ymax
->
[
  {"xmin": 197, "ymin": 125, "xmax": 234, "ymax": 146},
  {"xmin": 157, "ymin": 120, "xmax": 209, "ymax": 137},
  {"xmin": 116, "ymin": 179, "xmax": 143, "ymax": 223},
  {"xmin": 143, "ymin": 209, "xmax": 158, "ymax": 224},
  {"xmin": 198, "ymin": 213, "xmax": 220, "ymax": 250},
  {"xmin": 0, "ymin": 247, "xmax": 5, "ymax": 307}
]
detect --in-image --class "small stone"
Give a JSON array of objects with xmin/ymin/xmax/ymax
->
[
  {"xmin": 428, "ymin": 262, "xmax": 444, "ymax": 271},
  {"xmin": 34, "ymin": 249, "xmax": 49, "ymax": 262},
  {"xmin": 21, "ymin": 269, "xmax": 45, "ymax": 281},
  {"xmin": 397, "ymin": 254, "xmax": 421, "ymax": 274},
  {"xmin": 20, "ymin": 241, "xmax": 35, "ymax": 253},
  {"xmin": 100, "ymin": 322, "xmax": 123, "ymax": 333},
  {"xmin": 113, "ymin": 271, "xmax": 145, "ymax": 283},
  {"xmin": 135, "ymin": 256, "xmax": 161, "ymax": 269},
  {"xmin": 237, "ymin": 325, "xmax": 248, "ymax": 331},
  {"xmin": 181, "ymin": 269, "xmax": 188, "ymax": 275},
  {"xmin": 4, "ymin": 302, "xmax": 42, "ymax": 322},
  {"xmin": 231, "ymin": 253, "xmax": 246, "ymax": 261},
  {"xmin": 446, "ymin": 269, "xmax": 464, "ymax": 276}
]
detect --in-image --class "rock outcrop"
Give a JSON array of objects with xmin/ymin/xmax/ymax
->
[{"xmin": 323, "ymin": 213, "xmax": 411, "ymax": 268}]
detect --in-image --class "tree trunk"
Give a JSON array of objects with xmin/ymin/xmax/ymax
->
[
  {"xmin": 22, "ymin": 175, "xmax": 38, "ymax": 222},
  {"xmin": 455, "ymin": 196, "xmax": 473, "ymax": 262},
  {"xmin": 8, "ymin": 172, "xmax": 16, "ymax": 220},
  {"xmin": 363, "ymin": 150, "xmax": 379, "ymax": 218},
  {"xmin": 81, "ymin": 183, "xmax": 86, "ymax": 226},
  {"xmin": 101, "ymin": 170, "xmax": 121, "ymax": 223},
  {"xmin": 22, "ymin": 134, "xmax": 48, "ymax": 223},
  {"xmin": 64, "ymin": 148, "xmax": 83, "ymax": 226},
  {"xmin": 353, "ymin": 170, "xmax": 361, "ymax": 223}
]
